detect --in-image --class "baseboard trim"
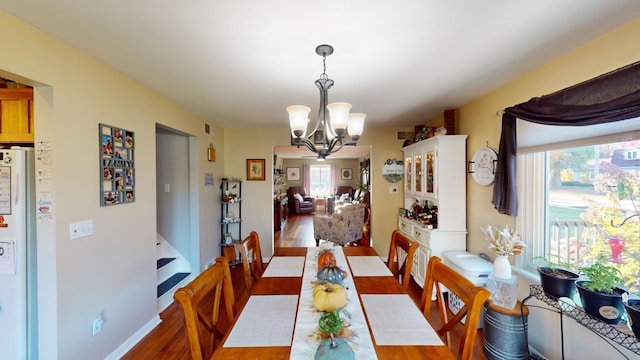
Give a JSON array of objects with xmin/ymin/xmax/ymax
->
[{"xmin": 105, "ymin": 315, "xmax": 161, "ymax": 360}]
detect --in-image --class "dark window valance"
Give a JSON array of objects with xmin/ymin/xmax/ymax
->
[{"xmin": 493, "ymin": 61, "xmax": 640, "ymax": 216}]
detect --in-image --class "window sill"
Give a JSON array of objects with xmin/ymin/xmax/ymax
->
[{"xmin": 512, "ymin": 266, "xmax": 541, "ymax": 284}]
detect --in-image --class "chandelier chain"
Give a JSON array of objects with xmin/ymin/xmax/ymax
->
[{"xmin": 320, "ymin": 53, "xmax": 328, "ymax": 80}]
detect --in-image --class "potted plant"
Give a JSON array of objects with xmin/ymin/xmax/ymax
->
[
  {"xmin": 576, "ymin": 259, "xmax": 627, "ymax": 324},
  {"xmin": 623, "ymin": 294, "xmax": 640, "ymax": 339},
  {"xmin": 533, "ymin": 257, "xmax": 580, "ymax": 300}
]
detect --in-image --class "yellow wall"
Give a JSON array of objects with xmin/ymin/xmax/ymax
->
[
  {"xmin": 456, "ymin": 17, "xmax": 640, "ymax": 359},
  {"xmin": 0, "ymin": 10, "xmax": 224, "ymax": 359},
  {"xmin": 461, "ymin": 17, "xmax": 640, "ymax": 258}
]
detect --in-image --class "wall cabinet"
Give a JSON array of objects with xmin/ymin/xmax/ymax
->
[
  {"xmin": 0, "ymin": 89, "xmax": 34, "ymax": 144},
  {"xmin": 401, "ymin": 135, "xmax": 468, "ymax": 287},
  {"xmin": 220, "ymin": 180, "xmax": 242, "ymax": 266}
]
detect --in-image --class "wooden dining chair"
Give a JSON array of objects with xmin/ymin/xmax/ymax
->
[
  {"xmin": 174, "ymin": 256, "xmax": 237, "ymax": 360},
  {"xmin": 235, "ymin": 231, "xmax": 264, "ymax": 290},
  {"xmin": 387, "ymin": 229, "xmax": 419, "ymax": 290},
  {"xmin": 421, "ymin": 256, "xmax": 491, "ymax": 360}
]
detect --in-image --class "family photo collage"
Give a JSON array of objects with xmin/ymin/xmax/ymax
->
[{"xmin": 100, "ymin": 123, "xmax": 135, "ymax": 206}]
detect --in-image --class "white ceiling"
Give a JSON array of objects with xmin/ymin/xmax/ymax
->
[{"xmin": 1, "ymin": 1, "xmax": 639, "ymax": 133}]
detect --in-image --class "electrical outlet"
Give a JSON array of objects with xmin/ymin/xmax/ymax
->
[{"xmin": 92, "ymin": 315, "xmax": 104, "ymax": 336}]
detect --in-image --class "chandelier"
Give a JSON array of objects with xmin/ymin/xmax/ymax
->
[{"xmin": 287, "ymin": 44, "xmax": 366, "ymax": 161}]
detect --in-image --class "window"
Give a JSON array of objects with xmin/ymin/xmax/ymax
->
[
  {"xmin": 309, "ymin": 165, "xmax": 332, "ymax": 197},
  {"xmin": 518, "ymin": 137, "xmax": 640, "ymax": 293}
]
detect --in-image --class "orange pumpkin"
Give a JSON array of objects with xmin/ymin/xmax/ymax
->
[{"xmin": 317, "ymin": 250, "xmax": 336, "ymax": 269}]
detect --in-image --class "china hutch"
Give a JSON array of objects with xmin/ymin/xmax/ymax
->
[{"xmin": 400, "ymin": 134, "xmax": 468, "ymax": 287}]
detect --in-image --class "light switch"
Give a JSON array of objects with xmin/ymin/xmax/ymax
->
[
  {"xmin": 69, "ymin": 220, "xmax": 94, "ymax": 240},
  {"xmin": 164, "ymin": 184, "xmax": 170, "ymax": 193}
]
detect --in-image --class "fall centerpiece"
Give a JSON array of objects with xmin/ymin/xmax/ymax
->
[{"xmin": 312, "ymin": 246, "xmax": 355, "ymax": 359}]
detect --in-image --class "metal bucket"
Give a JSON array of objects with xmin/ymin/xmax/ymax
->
[{"xmin": 483, "ymin": 300, "xmax": 530, "ymax": 360}]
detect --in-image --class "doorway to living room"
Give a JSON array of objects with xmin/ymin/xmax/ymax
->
[{"xmin": 272, "ymin": 145, "xmax": 371, "ymax": 249}]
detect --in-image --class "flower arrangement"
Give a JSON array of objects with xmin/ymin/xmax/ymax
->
[{"xmin": 481, "ymin": 225, "xmax": 525, "ymax": 256}]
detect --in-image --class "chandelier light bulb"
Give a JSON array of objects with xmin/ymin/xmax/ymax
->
[
  {"xmin": 327, "ymin": 102, "xmax": 352, "ymax": 136},
  {"xmin": 347, "ymin": 113, "xmax": 366, "ymax": 140},
  {"xmin": 287, "ymin": 105, "xmax": 311, "ymax": 138}
]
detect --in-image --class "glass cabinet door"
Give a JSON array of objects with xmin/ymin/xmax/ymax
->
[
  {"xmin": 404, "ymin": 155, "xmax": 412, "ymax": 193},
  {"xmin": 414, "ymin": 153, "xmax": 422, "ymax": 193},
  {"xmin": 425, "ymin": 148, "xmax": 435, "ymax": 196}
]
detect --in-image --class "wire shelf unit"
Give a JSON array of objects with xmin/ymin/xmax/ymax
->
[{"xmin": 525, "ymin": 285, "xmax": 640, "ymax": 356}]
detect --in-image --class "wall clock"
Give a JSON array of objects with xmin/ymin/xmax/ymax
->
[{"xmin": 469, "ymin": 147, "xmax": 498, "ymax": 186}]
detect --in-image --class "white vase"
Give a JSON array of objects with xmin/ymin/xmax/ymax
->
[{"xmin": 493, "ymin": 255, "xmax": 512, "ymax": 279}]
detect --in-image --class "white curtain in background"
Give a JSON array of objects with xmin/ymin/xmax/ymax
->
[
  {"xmin": 330, "ymin": 164, "xmax": 336, "ymax": 196},
  {"xmin": 303, "ymin": 163, "xmax": 310, "ymax": 195}
]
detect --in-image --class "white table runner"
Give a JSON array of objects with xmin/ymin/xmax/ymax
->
[
  {"xmin": 347, "ymin": 256, "xmax": 393, "ymax": 277},
  {"xmin": 360, "ymin": 294, "xmax": 444, "ymax": 346},
  {"xmin": 223, "ymin": 295, "xmax": 298, "ymax": 347},
  {"xmin": 263, "ymin": 256, "xmax": 306, "ymax": 277},
  {"xmin": 289, "ymin": 245, "xmax": 377, "ymax": 359}
]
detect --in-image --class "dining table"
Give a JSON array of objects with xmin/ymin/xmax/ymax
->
[{"xmin": 211, "ymin": 245, "xmax": 456, "ymax": 359}]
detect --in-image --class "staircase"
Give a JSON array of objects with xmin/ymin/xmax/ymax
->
[{"xmin": 156, "ymin": 234, "xmax": 194, "ymax": 311}]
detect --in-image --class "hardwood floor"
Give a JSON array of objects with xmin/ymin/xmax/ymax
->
[
  {"xmin": 274, "ymin": 213, "xmax": 317, "ymax": 247},
  {"xmin": 122, "ymin": 214, "xmax": 487, "ymax": 359}
]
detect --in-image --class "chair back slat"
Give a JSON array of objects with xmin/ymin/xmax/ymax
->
[
  {"xmin": 388, "ymin": 230, "xmax": 419, "ymax": 290},
  {"xmin": 422, "ymin": 256, "xmax": 491, "ymax": 360},
  {"xmin": 236, "ymin": 231, "xmax": 264, "ymax": 290},
  {"xmin": 174, "ymin": 257, "xmax": 236, "ymax": 360}
]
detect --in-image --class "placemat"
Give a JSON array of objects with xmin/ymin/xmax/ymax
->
[
  {"xmin": 347, "ymin": 256, "xmax": 393, "ymax": 277},
  {"xmin": 360, "ymin": 294, "xmax": 443, "ymax": 346},
  {"xmin": 263, "ymin": 256, "xmax": 306, "ymax": 277},
  {"xmin": 223, "ymin": 295, "xmax": 298, "ymax": 347}
]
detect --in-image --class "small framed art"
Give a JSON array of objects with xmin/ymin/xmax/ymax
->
[
  {"xmin": 314, "ymin": 131, "xmax": 324, "ymax": 145},
  {"xmin": 341, "ymin": 168, "xmax": 353, "ymax": 180},
  {"xmin": 287, "ymin": 167, "xmax": 300, "ymax": 181},
  {"xmin": 246, "ymin": 158, "xmax": 266, "ymax": 181}
]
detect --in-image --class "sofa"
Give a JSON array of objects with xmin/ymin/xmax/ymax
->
[
  {"xmin": 335, "ymin": 186, "xmax": 355, "ymax": 200},
  {"xmin": 287, "ymin": 186, "xmax": 316, "ymax": 214}
]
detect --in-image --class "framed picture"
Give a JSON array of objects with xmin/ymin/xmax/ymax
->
[
  {"xmin": 287, "ymin": 167, "xmax": 300, "ymax": 181},
  {"xmin": 100, "ymin": 123, "xmax": 135, "ymax": 206},
  {"xmin": 314, "ymin": 131, "xmax": 324, "ymax": 145},
  {"xmin": 341, "ymin": 168, "xmax": 353, "ymax": 180},
  {"xmin": 246, "ymin": 159, "xmax": 266, "ymax": 181}
]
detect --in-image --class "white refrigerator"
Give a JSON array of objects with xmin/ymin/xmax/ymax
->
[{"xmin": 0, "ymin": 148, "xmax": 37, "ymax": 360}]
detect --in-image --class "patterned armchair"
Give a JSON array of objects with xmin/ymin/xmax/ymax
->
[{"xmin": 313, "ymin": 203, "xmax": 366, "ymax": 246}]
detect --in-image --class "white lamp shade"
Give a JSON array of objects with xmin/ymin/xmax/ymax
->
[
  {"xmin": 347, "ymin": 113, "xmax": 366, "ymax": 137},
  {"xmin": 327, "ymin": 102, "xmax": 352, "ymax": 131},
  {"xmin": 287, "ymin": 105, "xmax": 311, "ymax": 136}
]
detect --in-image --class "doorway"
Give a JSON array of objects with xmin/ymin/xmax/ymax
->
[
  {"xmin": 272, "ymin": 145, "xmax": 372, "ymax": 248},
  {"xmin": 155, "ymin": 124, "xmax": 200, "ymax": 310}
]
